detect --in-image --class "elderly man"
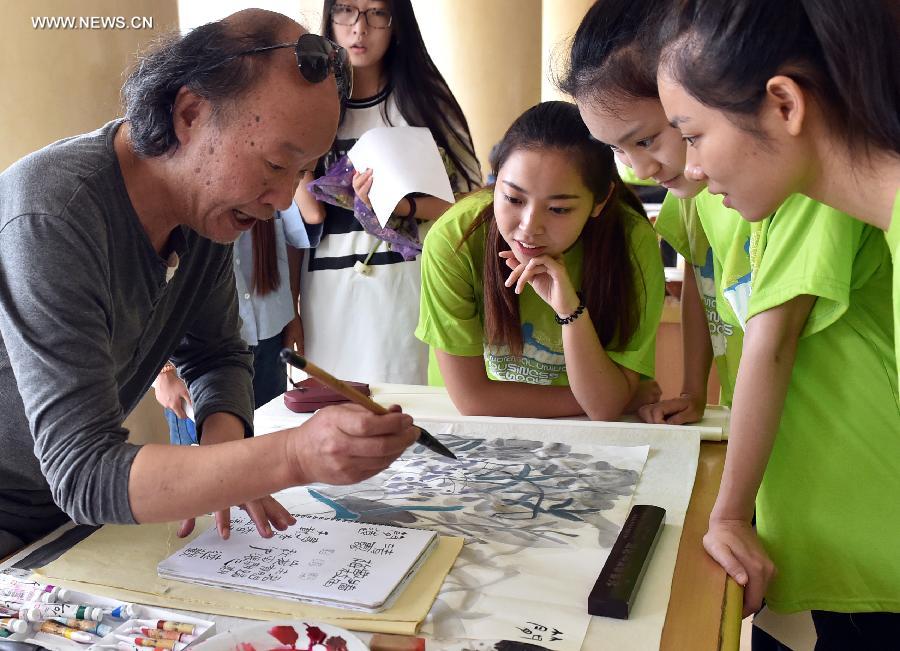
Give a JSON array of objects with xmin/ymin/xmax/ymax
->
[{"xmin": 0, "ymin": 9, "xmax": 417, "ymax": 557}]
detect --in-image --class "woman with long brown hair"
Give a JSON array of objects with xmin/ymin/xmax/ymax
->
[
  {"xmin": 296, "ymin": 0, "xmax": 480, "ymax": 386},
  {"xmin": 416, "ymin": 102, "xmax": 664, "ymax": 419}
]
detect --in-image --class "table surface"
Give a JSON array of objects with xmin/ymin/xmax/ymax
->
[
  {"xmin": 661, "ymin": 441, "xmax": 735, "ymax": 650},
  {"xmin": 2, "ymin": 386, "xmax": 738, "ymax": 651}
]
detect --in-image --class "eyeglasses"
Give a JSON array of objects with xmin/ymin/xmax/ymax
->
[
  {"xmin": 331, "ymin": 3, "xmax": 393, "ymax": 29},
  {"xmin": 221, "ymin": 33, "xmax": 352, "ymax": 102}
]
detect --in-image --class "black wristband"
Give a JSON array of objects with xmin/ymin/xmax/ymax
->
[
  {"xmin": 555, "ymin": 292, "xmax": 586, "ymax": 325},
  {"xmin": 405, "ymin": 195, "xmax": 417, "ymax": 219}
]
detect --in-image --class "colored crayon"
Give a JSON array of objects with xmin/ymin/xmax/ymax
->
[
  {"xmin": 132, "ymin": 627, "xmax": 195, "ymax": 643},
  {"xmin": 39, "ymin": 620, "xmax": 93, "ymax": 643},
  {"xmin": 114, "ymin": 640, "xmax": 169, "ymax": 651},
  {"xmin": 132, "ymin": 620, "xmax": 195, "ymax": 635}
]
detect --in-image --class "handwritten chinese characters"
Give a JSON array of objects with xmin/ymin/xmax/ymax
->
[{"xmin": 158, "ymin": 514, "xmax": 437, "ymax": 611}]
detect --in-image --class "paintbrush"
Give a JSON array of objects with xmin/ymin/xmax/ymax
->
[{"xmin": 279, "ymin": 349, "xmax": 457, "ymax": 460}]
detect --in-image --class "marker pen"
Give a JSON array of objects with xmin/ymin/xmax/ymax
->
[
  {"xmin": 0, "ymin": 618, "xmax": 28, "ymax": 635},
  {"xmin": 52, "ymin": 617, "xmax": 113, "ymax": 636},
  {"xmin": 39, "ymin": 620, "xmax": 94, "ymax": 643}
]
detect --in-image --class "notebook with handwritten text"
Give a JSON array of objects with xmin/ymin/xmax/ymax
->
[{"xmin": 158, "ymin": 515, "xmax": 438, "ymax": 612}]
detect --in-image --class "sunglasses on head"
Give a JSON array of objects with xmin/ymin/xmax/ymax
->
[{"xmin": 220, "ymin": 33, "xmax": 352, "ymax": 102}]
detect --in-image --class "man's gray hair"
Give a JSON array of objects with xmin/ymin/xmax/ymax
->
[{"xmin": 121, "ymin": 14, "xmax": 286, "ymax": 157}]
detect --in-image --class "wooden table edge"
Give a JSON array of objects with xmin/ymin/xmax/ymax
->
[{"xmin": 660, "ymin": 441, "xmax": 742, "ymax": 650}]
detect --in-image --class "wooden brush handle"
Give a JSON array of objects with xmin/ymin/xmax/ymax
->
[{"xmin": 302, "ymin": 360, "xmax": 389, "ymax": 415}]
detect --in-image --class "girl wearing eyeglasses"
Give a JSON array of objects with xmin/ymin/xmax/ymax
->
[
  {"xmin": 295, "ymin": 0, "xmax": 480, "ymax": 385},
  {"xmin": 416, "ymin": 101, "xmax": 664, "ymax": 420}
]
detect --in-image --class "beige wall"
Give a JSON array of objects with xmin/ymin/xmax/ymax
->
[
  {"xmin": 412, "ymin": 0, "xmax": 543, "ymax": 179},
  {"xmin": 0, "ymin": 0, "xmax": 178, "ymax": 171},
  {"xmin": 410, "ymin": 0, "xmax": 596, "ymax": 179},
  {"xmin": 178, "ymin": 0, "xmax": 324, "ymax": 32},
  {"xmin": 0, "ymin": 0, "xmax": 178, "ymax": 441},
  {"xmin": 541, "ymin": 0, "xmax": 597, "ymax": 102},
  {"xmin": 1, "ymin": 1, "xmax": 598, "ymax": 177}
]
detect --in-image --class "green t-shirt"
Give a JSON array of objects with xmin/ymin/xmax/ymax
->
[
  {"xmin": 416, "ymin": 190, "xmax": 665, "ymax": 387},
  {"xmin": 887, "ymin": 189, "xmax": 900, "ymax": 394},
  {"xmin": 655, "ymin": 191, "xmax": 747, "ymax": 405},
  {"xmin": 617, "ymin": 161, "xmax": 658, "ymax": 187},
  {"xmin": 707, "ymin": 192, "xmax": 900, "ymax": 613}
]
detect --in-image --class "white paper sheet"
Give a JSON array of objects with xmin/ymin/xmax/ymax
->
[
  {"xmin": 255, "ymin": 384, "xmax": 728, "ymax": 440},
  {"xmin": 346, "ymin": 126, "xmax": 455, "ymax": 227},
  {"xmin": 261, "ymin": 431, "xmax": 651, "ymax": 651},
  {"xmin": 411, "ymin": 418, "xmax": 701, "ymax": 651},
  {"xmin": 157, "ymin": 515, "xmax": 437, "ymax": 613}
]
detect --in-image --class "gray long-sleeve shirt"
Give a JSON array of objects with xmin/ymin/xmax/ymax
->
[{"xmin": 0, "ymin": 120, "xmax": 254, "ymax": 542}]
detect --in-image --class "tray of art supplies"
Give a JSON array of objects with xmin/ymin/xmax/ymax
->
[{"xmin": 0, "ymin": 575, "xmax": 214, "ymax": 651}]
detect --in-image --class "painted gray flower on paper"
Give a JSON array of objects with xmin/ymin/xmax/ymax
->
[
  {"xmin": 302, "ymin": 434, "xmax": 641, "ymax": 549},
  {"xmin": 278, "ymin": 429, "xmax": 649, "ymax": 650}
]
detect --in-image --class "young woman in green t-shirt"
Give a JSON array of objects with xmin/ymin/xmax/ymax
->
[
  {"xmin": 652, "ymin": 0, "xmax": 900, "ymax": 641},
  {"xmin": 655, "ymin": 0, "xmax": 900, "ymax": 399},
  {"xmin": 416, "ymin": 101, "xmax": 664, "ymax": 421},
  {"xmin": 655, "ymin": 0, "xmax": 898, "ymax": 231},
  {"xmin": 558, "ymin": 0, "xmax": 745, "ymax": 429}
]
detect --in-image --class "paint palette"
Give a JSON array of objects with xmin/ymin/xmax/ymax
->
[
  {"xmin": 191, "ymin": 621, "xmax": 368, "ymax": 651},
  {"xmin": 0, "ymin": 585, "xmax": 214, "ymax": 651}
]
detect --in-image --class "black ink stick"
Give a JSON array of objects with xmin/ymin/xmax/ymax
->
[{"xmin": 588, "ymin": 504, "xmax": 665, "ymax": 619}]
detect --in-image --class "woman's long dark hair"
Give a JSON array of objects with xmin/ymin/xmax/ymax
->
[
  {"xmin": 558, "ymin": 0, "xmax": 663, "ymax": 111},
  {"xmin": 251, "ymin": 220, "xmax": 279, "ymax": 296},
  {"xmin": 461, "ymin": 101, "xmax": 648, "ymax": 357},
  {"xmin": 321, "ymin": 0, "xmax": 480, "ymax": 189},
  {"xmin": 660, "ymin": 0, "xmax": 900, "ymax": 155}
]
